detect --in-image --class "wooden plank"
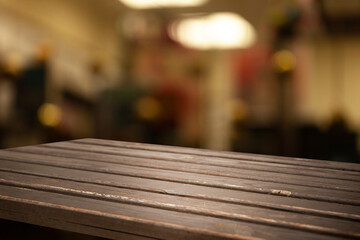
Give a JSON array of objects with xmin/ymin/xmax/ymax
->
[
  {"xmin": 73, "ymin": 138, "xmax": 360, "ymax": 172},
  {"xmin": 1, "ymin": 171, "xmax": 359, "ymax": 234},
  {"xmin": 1, "ymin": 186, "xmax": 257, "ymax": 240},
  {"xmin": 1, "ymin": 160, "xmax": 359, "ymax": 219},
  {"xmin": 0, "ymin": 209, "xmax": 156, "ymax": 240},
  {"xmin": 1, "ymin": 150, "xmax": 359, "ymax": 205},
  {"xmin": 0, "ymin": 185, "xmax": 354, "ymax": 240},
  {"xmin": 1, "ymin": 138, "xmax": 360, "ymax": 240},
  {"xmin": 11, "ymin": 144, "xmax": 360, "ymax": 192},
  {"xmin": 44, "ymin": 141, "xmax": 360, "ymax": 181}
]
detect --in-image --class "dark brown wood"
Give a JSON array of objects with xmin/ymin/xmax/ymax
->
[
  {"xmin": 75, "ymin": 138, "xmax": 360, "ymax": 172},
  {"xmin": 0, "ymin": 138, "xmax": 359, "ymax": 239},
  {"xmin": 12, "ymin": 144, "xmax": 360, "ymax": 191}
]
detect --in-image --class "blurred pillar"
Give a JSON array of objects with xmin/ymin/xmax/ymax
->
[
  {"xmin": 278, "ymin": 67, "xmax": 296, "ymax": 156},
  {"xmin": 203, "ymin": 51, "xmax": 233, "ymax": 151}
]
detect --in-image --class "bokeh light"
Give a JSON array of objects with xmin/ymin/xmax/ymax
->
[
  {"xmin": 119, "ymin": 0, "xmax": 207, "ymax": 9},
  {"xmin": 169, "ymin": 12, "xmax": 257, "ymax": 50},
  {"xmin": 272, "ymin": 49, "xmax": 296, "ymax": 72},
  {"xmin": 135, "ymin": 96, "xmax": 162, "ymax": 120},
  {"xmin": 37, "ymin": 103, "xmax": 62, "ymax": 127}
]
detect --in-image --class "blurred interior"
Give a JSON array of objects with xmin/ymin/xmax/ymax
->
[{"xmin": 0, "ymin": 0, "xmax": 360, "ymax": 163}]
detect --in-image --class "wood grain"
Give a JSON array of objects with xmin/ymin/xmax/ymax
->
[{"xmin": 0, "ymin": 138, "xmax": 359, "ymax": 239}]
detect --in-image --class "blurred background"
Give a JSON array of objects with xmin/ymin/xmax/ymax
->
[{"xmin": 0, "ymin": 0, "xmax": 359, "ymax": 162}]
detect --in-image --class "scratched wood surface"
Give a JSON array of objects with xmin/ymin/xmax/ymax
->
[{"xmin": 0, "ymin": 138, "xmax": 359, "ymax": 240}]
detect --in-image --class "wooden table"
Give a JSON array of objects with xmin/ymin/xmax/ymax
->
[{"xmin": 0, "ymin": 138, "xmax": 359, "ymax": 239}]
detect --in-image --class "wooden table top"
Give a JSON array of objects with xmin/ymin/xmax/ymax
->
[{"xmin": 0, "ymin": 138, "xmax": 359, "ymax": 239}]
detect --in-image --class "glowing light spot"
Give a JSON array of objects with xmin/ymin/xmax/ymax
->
[
  {"xmin": 169, "ymin": 12, "xmax": 257, "ymax": 50},
  {"xmin": 136, "ymin": 97, "xmax": 162, "ymax": 120},
  {"xmin": 119, "ymin": 0, "xmax": 207, "ymax": 9},
  {"xmin": 272, "ymin": 50, "xmax": 296, "ymax": 72},
  {"xmin": 38, "ymin": 103, "xmax": 62, "ymax": 127}
]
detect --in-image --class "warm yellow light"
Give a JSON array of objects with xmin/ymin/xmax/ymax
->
[
  {"xmin": 272, "ymin": 50, "xmax": 296, "ymax": 72},
  {"xmin": 169, "ymin": 12, "xmax": 257, "ymax": 50},
  {"xmin": 38, "ymin": 103, "xmax": 62, "ymax": 127},
  {"xmin": 135, "ymin": 96, "xmax": 162, "ymax": 120},
  {"xmin": 119, "ymin": 0, "xmax": 207, "ymax": 9}
]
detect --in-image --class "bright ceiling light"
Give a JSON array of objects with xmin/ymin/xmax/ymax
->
[
  {"xmin": 169, "ymin": 12, "xmax": 257, "ymax": 50},
  {"xmin": 119, "ymin": 0, "xmax": 207, "ymax": 9}
]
